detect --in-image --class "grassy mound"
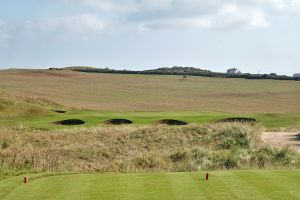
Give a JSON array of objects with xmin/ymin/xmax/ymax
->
[
  {"xmin": 0, "ymin": 124, "xmax": 298, "ymax": 173},
  {"xmin": 0, "ymin": 91, "xmax": 60, "ymax": 119}
]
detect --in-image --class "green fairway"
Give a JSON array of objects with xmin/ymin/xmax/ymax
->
[
  {"xmin": 2, "ymin": 171, "xmax": 300, "ymax": 200},
  {"xmin": 1, "ymin": 109, "xmax": 300, "ymax": 130}
]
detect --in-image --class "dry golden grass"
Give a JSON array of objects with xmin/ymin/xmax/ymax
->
[
  {"xmin": 0, "ymin": 124, "xmax": 299, "ymax": 173},
  {"xmin": 0, "ymin": 69, "xmax": 300, "ymax": 113}
]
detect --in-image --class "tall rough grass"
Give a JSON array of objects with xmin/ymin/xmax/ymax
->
[
  {"xmin": 0, "ymin": 91, "xmax": 60, "ymax": 119},
  {"xmin": 0, "ymin": 123, "xmax": 299, "ymax": 174}
]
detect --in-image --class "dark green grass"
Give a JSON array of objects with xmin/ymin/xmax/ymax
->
[
  {"xmin": 2, "ymin": 170, "xmax": 300, "ymax": 200},
  {"xmin": 1, "ymin": 109, "xmax": 300, "ymax": 130}
]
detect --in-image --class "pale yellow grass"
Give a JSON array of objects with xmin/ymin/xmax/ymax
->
[
  {"xmin": 0, "ymin": 124, "xmax": 298, "ymax": 173},
  {"xmin": 0, "ymin": 69, "xmax": 300, "ymax": 113}
]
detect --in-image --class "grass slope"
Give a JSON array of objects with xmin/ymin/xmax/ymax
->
[
  {"xmin": 1, "ymin": 69, "xmax": 300, "ymax": 113},
  {"xmin": 2, "ymin": 171, "xmax": 300, "ymax": 200}
]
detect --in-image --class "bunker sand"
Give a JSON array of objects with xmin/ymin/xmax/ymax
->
[{"xmin": 262, "ymin": 132, "xmax": 300, "ymax": 153}]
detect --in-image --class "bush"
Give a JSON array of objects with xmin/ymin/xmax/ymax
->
[
  {"xmin": 215, "ymin": 124, "xmax": 251, "ymax": 149},
  {"xmin": 0, "ymin": 139, "xmax": 10, "ymax": 149},
  {"xmin": 134, "ymin": 155, "xmax": 160, "ymax": 170},
  {"xmin": 273, "ymin": 147, "xmax": 299, "ymax": 166},
  {"xmin": 170, "ymin": 150, "xmax": 188, "ymax": 162}
]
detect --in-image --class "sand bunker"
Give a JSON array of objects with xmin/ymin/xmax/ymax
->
[
  {"xmin": 52, "ymin": 110, "xmax": 67, "ymax": 113},
  {"xmin": 104, "ymin": 119, "xmax": 133, "ymax": 125},
  {"xmin": 52, "ymin": 119, "xmax": 85, "ymax": 125},
  {"xmin": 216, "ymin": 117, "xmax": 257, "ymax": 123},
  {"xmin": 156, "ymin": 119, "xmax": 188, "ymax": 126},
  {"xmin": 262, "ymin": 132, "xmax": 300, "ymax": 153}
]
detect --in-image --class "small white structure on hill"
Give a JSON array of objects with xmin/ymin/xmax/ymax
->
[
  {"xmin": 227, "ymin": 68, "xmax": 241, "ymax": 74},
  {"xmin": 293, "ymin": 73, "xmax": 300, "ymax": 78}
]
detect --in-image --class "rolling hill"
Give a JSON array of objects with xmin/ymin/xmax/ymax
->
[{"xmin": 0, "ymin": 69, "xmax": 299, "ymax": 113}]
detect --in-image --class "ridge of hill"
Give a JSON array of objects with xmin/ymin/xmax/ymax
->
[{"xmin": 63, "ymin": 66, "xmax": 300, "ymax": 81}]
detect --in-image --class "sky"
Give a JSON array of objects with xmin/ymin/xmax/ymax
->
[{"xmin": 0, "ymin": 0, "xmax": 300, "ymax": 75}]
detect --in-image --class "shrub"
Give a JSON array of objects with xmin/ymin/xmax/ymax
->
[
  {"xmin": 0, "ymin": 139, "xmax": 10, "ymax": 149},
  {"xmin": 273, "ymin": 146, "xmax": 299, "ymax": 167},
  {"xmin": 215, "ymin": 124, "xmax": 250, "ymax": 149},
  {"xmin": 134, "ymin": 155, "xmax": 160, "ymax": 170},
  {"xmin": 170, "ymin": 150, "xmax": 188, "ymax": 162}
]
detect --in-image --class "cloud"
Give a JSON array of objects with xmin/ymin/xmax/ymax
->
[
  {"xmin": 15, "ymin": 0, "xmax": 300, "ymax": 35},
  {"xmin": 64, "ymin": 0, "xmax": 117, "ymax": 11},
  {"xmin": 65, "ymin": 0, "xmax": 300, "ymax": 13},
  {"xmin": 63, "ymin": 0, "xmax": 272, "ymax": 30},
  {"xmin": 212, "ymin": 4, "xmax": 268, "ymax": 29},
  {"xmin": 38, "ymin": 14, "xmax": 108, "ymax": 34},
  {"xmin": 138, "ymin": 4, "xmax": 269, "ymax": 30},
  {"xmin": 63, "ymin": 0, "xmax": 136, "ymax": 12},
  {"xmin": 260, "ymin": 0, "xmax": 300, "ymax": 12}
]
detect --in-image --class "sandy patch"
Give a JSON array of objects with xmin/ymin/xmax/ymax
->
[{"xmin": 262, "ymin": 132, "xmax": 300, "ymax": 153}]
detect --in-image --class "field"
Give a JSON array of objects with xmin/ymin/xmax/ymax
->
[
  {"xmin": 1, "ymin": 69, "xmax": 300, "ymax": 130},
  {"xmin": 0, "ymin": 69, "xmax": 300, "ymax": 113},
  {"xmin": 1, "ymin": 170, "xmax": 300, "ymax": 200}
]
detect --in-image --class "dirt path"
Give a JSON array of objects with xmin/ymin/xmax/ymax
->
[{"xmin": 262, "ymin": 132, "xmax": 300, "ymax": 153}]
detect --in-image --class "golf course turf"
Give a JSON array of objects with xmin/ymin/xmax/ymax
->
[
  {"xmin": 1, "ymin": 109, "xmax": 300, "ymax": 130},
  {"xmin": 2, "ymin": 170, "xmax": 300, "ymax": 200}
]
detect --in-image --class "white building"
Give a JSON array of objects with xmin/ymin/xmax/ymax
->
[
  {"xmin": 293, "ymin": 73, "xmax": 300, "ymax": 78},
  {"xmin": 227, "ymin": 68, "xmax": 241, "ymax": 74}
]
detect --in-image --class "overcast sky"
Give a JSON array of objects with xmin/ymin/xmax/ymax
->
[{"xmin": 0, "ymin": 0, "xmax": 300, "ymax": 75}]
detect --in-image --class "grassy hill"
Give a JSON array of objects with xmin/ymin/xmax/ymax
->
[
  {"xmin": 0, "ymin": 91, "xmax": 59, "ymax": 119},
  {"xmin": 0, "ymin": 69, "xmax": 300, "ymax": 113}
]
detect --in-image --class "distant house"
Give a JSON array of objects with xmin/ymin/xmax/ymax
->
[
  {"xmin": 227, "ymin": 68, "xmax": 241, "ymax": 74},
  {"xmin": 294, "ymin": 73, "xmax": 300, "ymax": 78}
]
